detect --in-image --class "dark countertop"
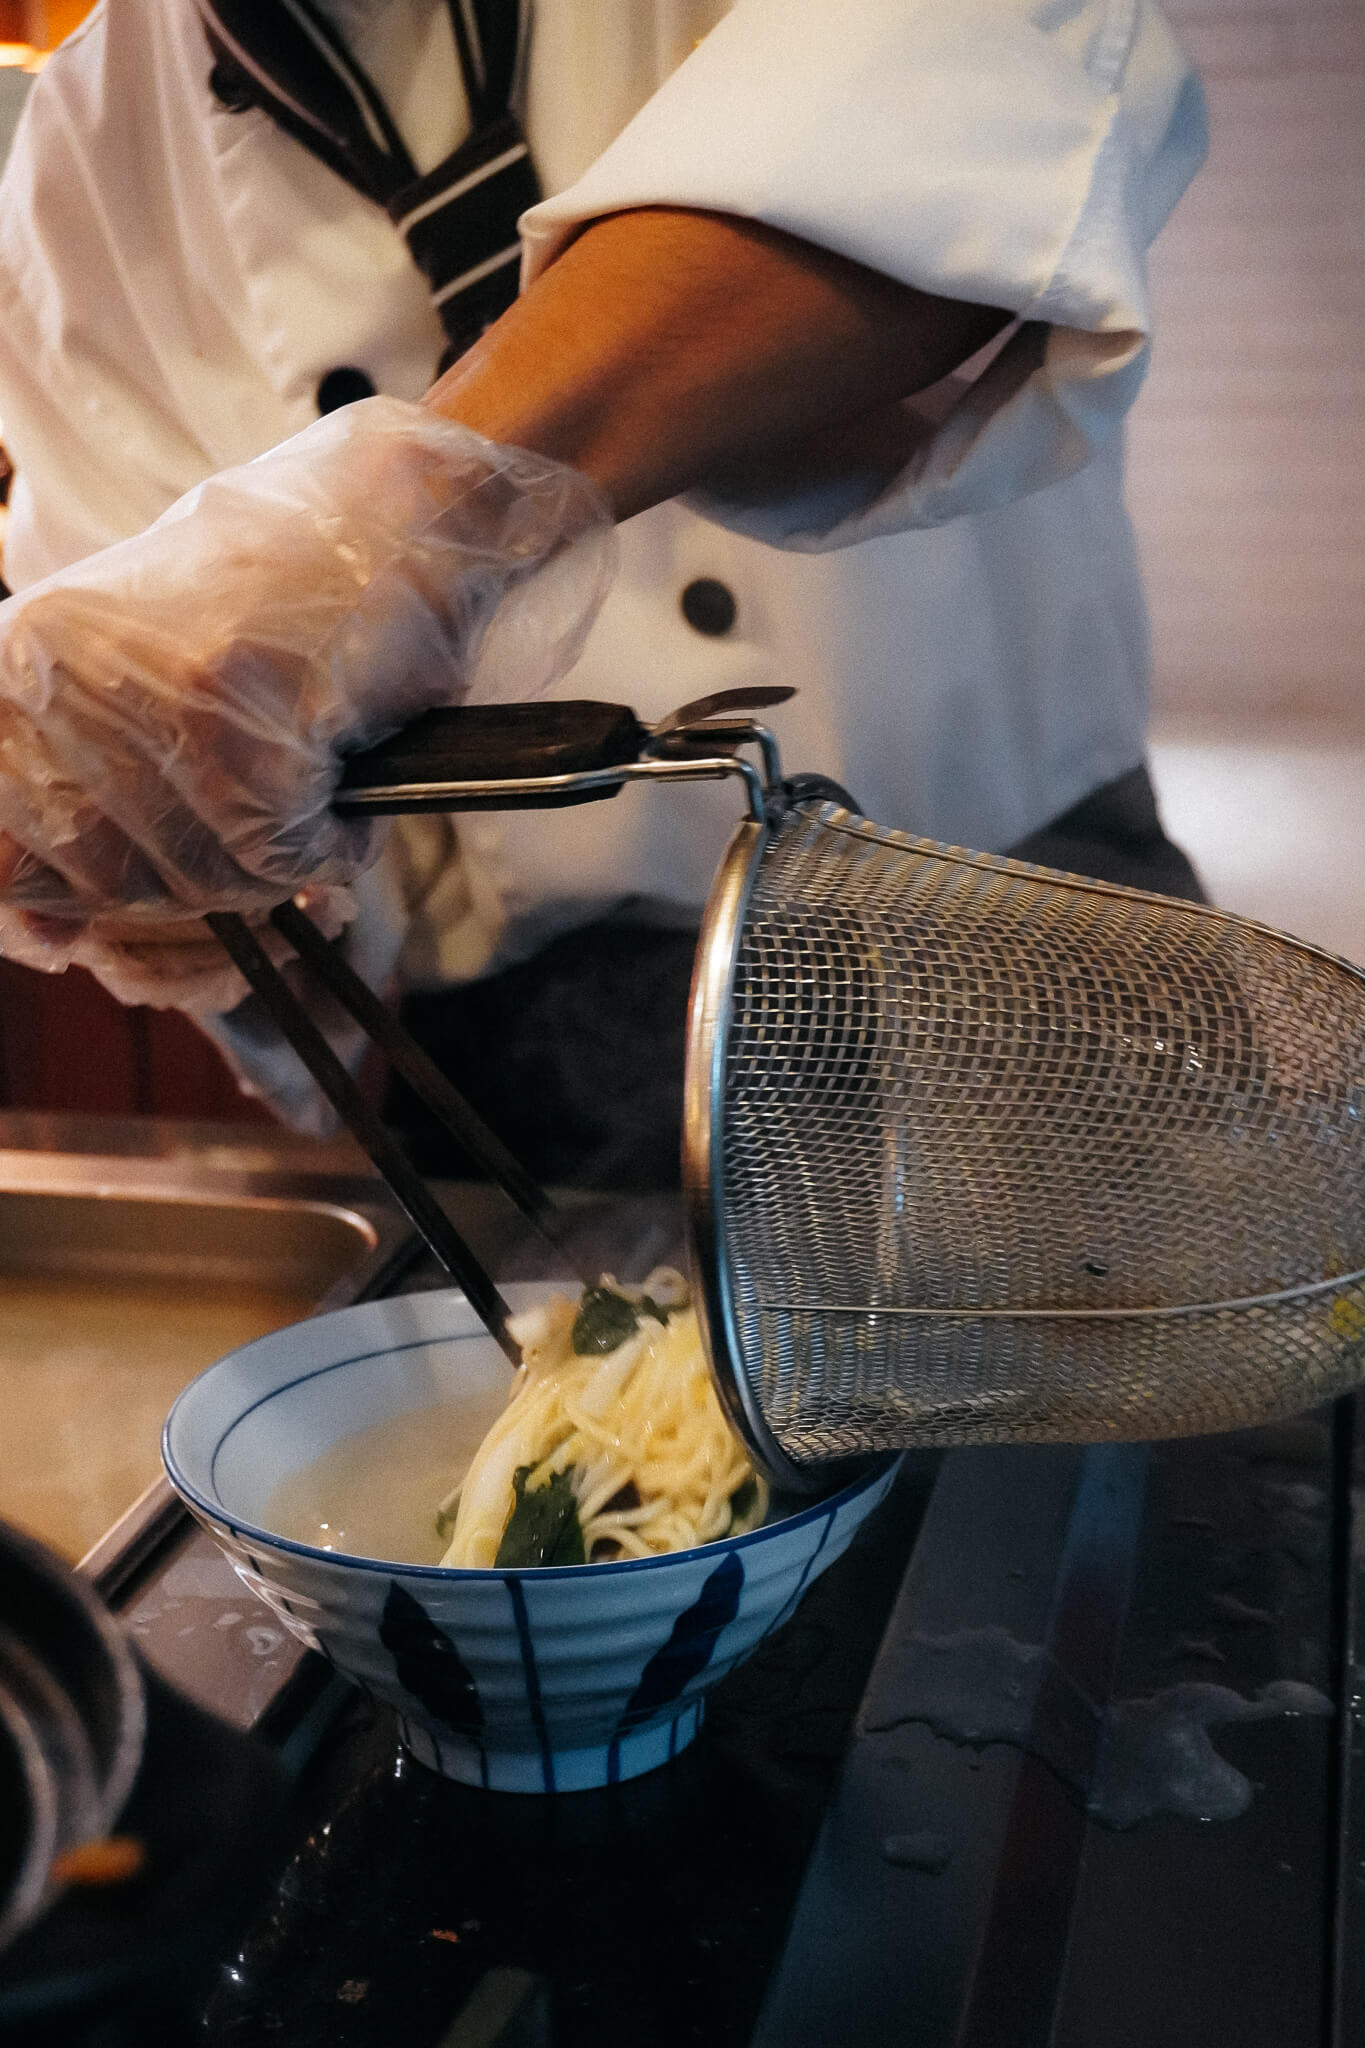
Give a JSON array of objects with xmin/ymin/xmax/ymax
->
[
  {"xmin": 7, "ymin": 1156, "xmax": 1357, "ymax": 2048},
  {"xmin": 196, "ymin": 1458, "xmax": 937, "ymax": 2048},
  {"xmin": 760, "ymin": 1421, "xmax": 1344, "ymax": 2048},
  {"xmin": 171, "ymin": 1403, "xmax": 1354, "ymax": 2048}
]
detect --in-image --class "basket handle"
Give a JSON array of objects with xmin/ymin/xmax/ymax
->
[
  {"xmin": 333, "ymin": 687, "xmax": 796, "ymax": 815},
  {"xmin": 335, "ymin": 699, "xmax": 647, "ymax": 814}
]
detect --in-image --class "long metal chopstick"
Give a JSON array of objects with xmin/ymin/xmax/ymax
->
[
  {"xmin": 267, "ymin": 898, "xmax": 577, "ymax": 1270},
  {"xmin": 205, "ymin": 910, "xmax": 522, "ymax": 1367}
]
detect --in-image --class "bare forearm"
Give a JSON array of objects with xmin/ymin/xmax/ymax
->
[{"xmin": 424, "ymin": 207, "xmax": 1009, "ymax": 522}]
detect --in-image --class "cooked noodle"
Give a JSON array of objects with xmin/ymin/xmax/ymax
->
[{"xmin": 438, "ymin": 1271, "xmax": 768, "ymax": 1568}]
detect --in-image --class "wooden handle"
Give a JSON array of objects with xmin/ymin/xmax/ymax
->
[{"xmin": 334, "ymin": 700, "xmax": 649, "ymax": 813}]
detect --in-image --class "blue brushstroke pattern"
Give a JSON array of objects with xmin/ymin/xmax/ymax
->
[
  {"xmin": 378, "ymin": 1582, "xmax": 484, "ymax": 1738},
  {"xmin": 504, "ymin": 1576, "xmax": 555, "ymax": 1793},
  {"xmin": 616, "ymin": 1550, "xmax": 744, "ymax": 1734}
]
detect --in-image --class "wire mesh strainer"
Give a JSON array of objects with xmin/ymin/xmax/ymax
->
[
  {"xmin": 221, "ymin": 692, "xmax": 1365, "ymax": 1490},
  {"xmin": 685, "ymin": 800, "xmax": 1365, "ymax": 1485}
]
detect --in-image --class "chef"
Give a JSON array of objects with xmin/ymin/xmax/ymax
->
[{"xmin": 0, "ymin": 0, "xmax": 1207, "ymax": 1181}]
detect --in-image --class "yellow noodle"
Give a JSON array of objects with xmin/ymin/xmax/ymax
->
[{"xmin": 439, "ymin": 1287, "xmax": 768, "ymax": 1567}]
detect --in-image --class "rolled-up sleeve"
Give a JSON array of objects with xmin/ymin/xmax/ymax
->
[{"xmin": 519, "ymin": 0, "xmax": 1207, "ymax": 547}]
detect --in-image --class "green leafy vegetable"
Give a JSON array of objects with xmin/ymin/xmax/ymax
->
[
  {"xmin": 494, "ymin": 1466, "xmax": 586, "ymax": 1568},
  {"xmin": 571, "ymin": 1285, "xmax": 642, "ymax": 1355},
  {"xmin": 570, "ymin": 1282, "xmax": 676, "ymax": 1354}
]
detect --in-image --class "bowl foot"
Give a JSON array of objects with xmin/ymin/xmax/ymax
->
[{"xmin": 397, "ymin": 1698, "xmax": 705, "ymax": 1793}]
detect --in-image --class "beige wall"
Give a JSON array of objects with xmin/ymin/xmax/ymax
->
[{"xmin": 1127, "ymin": 0, "xmax": 1365, "ymax": 734}]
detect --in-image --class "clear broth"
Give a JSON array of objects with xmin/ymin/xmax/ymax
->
[
  {"xmin": 0, "ymin": 1271, "xmax": 314, "ymax": 1561},
  {"xmin": 263, "ymin": 1388, "xmax": 512, "ymax": 1565}
]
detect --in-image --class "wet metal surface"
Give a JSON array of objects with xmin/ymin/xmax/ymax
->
[
  {"xmin": 1054, "ymin": 1417, "xmax": 1339, "ymax": 2048},
  {"xmin": 755, "ymin": 1421, "xmax": 1342, "ymax": 2048},
  {"xmin": 0, "ymin": 1121, "xmax": 404, "ymax": 1561}
]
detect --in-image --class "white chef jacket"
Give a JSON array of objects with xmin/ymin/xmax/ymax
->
[{"xmin": 0, "ymin": 0, "xmax": 1206, "ymax": 989}]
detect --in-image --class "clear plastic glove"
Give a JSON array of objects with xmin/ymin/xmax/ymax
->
[{"xmin": 0, "ymin": 394, "xmax": 615, "ymax": 1012}]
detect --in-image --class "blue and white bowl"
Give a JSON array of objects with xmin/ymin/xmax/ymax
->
[{"xmin": 163, "ymin": 1288, "xmax": 896, "ymax": 1794}]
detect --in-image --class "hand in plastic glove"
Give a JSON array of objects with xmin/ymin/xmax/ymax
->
[{"xmin": 0, "ymin": 394, "xmax": 614, "ymax": 1012}]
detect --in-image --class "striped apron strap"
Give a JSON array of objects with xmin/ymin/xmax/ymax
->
[
  {"xmin": 387, "ymin": 109, "xmax": 540, "ymax": 370},
  {"xmin": 196, "ymin": 0, "xmax": 539, "ymax": 370}
]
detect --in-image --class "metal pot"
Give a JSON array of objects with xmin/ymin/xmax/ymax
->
[
  {"xmin": 0, "ymin": 1519, "xmax": 144, "ymax": 1955},
  {"xmin": 0, "ymin": 1517, "xmax": 293, "ymax": 2043}
]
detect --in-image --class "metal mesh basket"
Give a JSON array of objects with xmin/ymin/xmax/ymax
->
[
  {"xmin": 262, "ymin": 691, "xmax": 1365, "ymax": 1488},
  {"xmin": 684, "ymin": 802, "xmax": 1365, "ymax": 1484}
]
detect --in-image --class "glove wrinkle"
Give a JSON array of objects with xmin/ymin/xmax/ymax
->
[{"xmin": 0, "ymin": 394, "xmax": 615, "ymax": 1037}]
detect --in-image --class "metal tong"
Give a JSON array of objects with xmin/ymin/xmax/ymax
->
[{"xmin": 205, "ymin": 687, "xmax": 795, "ymax": 1366}]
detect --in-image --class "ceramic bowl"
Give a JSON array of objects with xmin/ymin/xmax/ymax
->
[{"xmin": 162, "ymin": 1288, "xmax": 896, "ymax": 1793}]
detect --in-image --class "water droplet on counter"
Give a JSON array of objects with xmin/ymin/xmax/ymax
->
[
  {"xmin": 882, "ymin": 1831, "xmax": 952, "ymax": 1874},
  {"xmin": 868, "ymin": 1626, "xmax": 1058, "ymax": 1749},
  {"xmin": 1090, "ymin": 1680, "xmax": 1334, "ymax": 1829},
  {"xmin": 1160, "ymin": 1636, "xmax": 1227, "ymax": 1666},
  {"xmin": 864, "ymin": 1624, "xmax": 1333, "ymax": 1827},
  {"xmin": 1208, "ymin": 1592, "xmax": 1278, "ymax": 1626},
  {"xmin": 1259, "ymin": 1481, "xmax": 1326, "ymax": 1515},
  {"xmin": 160, "ymin": 1554, "xmax": 244, "ymax": 1599}
]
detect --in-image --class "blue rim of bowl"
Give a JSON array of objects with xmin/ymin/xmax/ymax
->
[{"xmin": 163, "ymin": 1329, "xmax": 897, "ymax": 1582}]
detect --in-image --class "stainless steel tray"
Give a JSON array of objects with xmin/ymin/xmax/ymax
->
[{"xmin": 0, "ymin": 1114, "xmax": 409, "ymax": 1565}]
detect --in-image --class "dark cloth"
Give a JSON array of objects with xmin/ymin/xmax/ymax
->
[
  {"xmin": 393, "ymin": 921, "xmax": 698, "ymax": 1192},
  {"xmin": 386, "ymin": 763, "xmax": 1204, "ymax": 1191},
  {"xmin": 1005, "ymin": 761, "xmax": 1206, "ymax": 902}
]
